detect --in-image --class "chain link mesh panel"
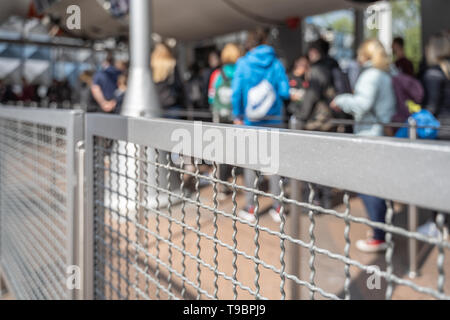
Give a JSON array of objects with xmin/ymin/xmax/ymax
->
[
  {"xmin": 1, "ymin": 110, "xmax": 448, "ymax": 300},
  {"xmin": 91, "ymin": 136, "xmax": 450, "ymax": 300},
  {"xmin": 0, "ymin": 108, "xmax": 82, "ymax": 300}
]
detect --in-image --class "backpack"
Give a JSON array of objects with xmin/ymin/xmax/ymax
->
[
  {"xmin": 331, "ymin": 67, "xmax": 352, "ymax": 96},
  {"xmin": 392, "ymin": 72, "xmax": 424, "ymax": 123},
  {"xmin": 395, "ymin": 109, "xmax": 440, "ymax": 139},
  {"xmin": 212, "ymin": 69, "xmax": 233, "ymax": 116},
  {"xmin": 245, "ymin": 79, "xmax": 277, "ymax": 121}
]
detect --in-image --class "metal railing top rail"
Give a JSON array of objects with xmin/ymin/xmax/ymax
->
[
  {"xmin": 162, "ymin": 109, "xmax": 450, "ymax": 131},
  {"xmin": 329, "ymin": 118, "xmax": 450, "ymax": 131},
  {"xmin": 86, "ymin": 113, "xmax": 450, "ymax": 213},
  {"xmin": 0, "ymin": 105, "xmax": 84, "ymax": 128},
  {"xmin": 4, "ymin": 104, "xmax": 449, "ymax": 131}
]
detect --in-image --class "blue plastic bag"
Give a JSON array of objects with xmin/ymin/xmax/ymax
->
[{"xmin": 395, "ymin": 110, "xmax": 440, "ymax": 140}]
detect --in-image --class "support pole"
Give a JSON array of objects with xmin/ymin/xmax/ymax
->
[
  {"xmin": 353, "ymin": 8, "xmax": 364, "ymax": 57},
  {"xmin": 288, "ymin": 116, "xmax": 302, "ymax": 300},
  {"xmin": 408, "ymin": 118, "xmax": 418, "ymax": 278},
  {"xmin": 115, "ymin": 0, "xmax": 180, "ymax": 225},
  {"xmin": 121, "ymin": 0, "xmax": 161, "ymax": 118},
  {"xmin": 377, "ymin": 0, "xmax": 392, "ymax": 55}
]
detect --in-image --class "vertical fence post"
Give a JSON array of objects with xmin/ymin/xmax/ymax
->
[
  {"xmin": 75, "ymin": 141, "xmax": 86, "ymax": 300},
  {"xmin": 408, "ymin": 117, "xmax": 418, "ymax": 278},
  {"xmin": 288, "ymin": 117, "xmax": 302, "ymax": 299},
  {"xmin": 83, "ymin": 117, "xmax": 95, "ymax": 300},
  {"xmin": 0, "ymin": 124, "xmax": 3, "ymax": 298}
]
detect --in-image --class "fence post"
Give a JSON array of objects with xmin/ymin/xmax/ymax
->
[
  {"xmin": 288, "ymin": 116, "xmax": 302, "ymax": 300},
  {"xmin": 83, "ymin": 117, "xmax": 95, "ymax": 300},
  {"xmin": 75, "ymin": 141, "xmax": 86, "ymax": 300},
  {"xmin": 408, "ymin": 117, "xmax": 418, "ymax": 278},
  {"xmin": 0, "ymin": 126, "xmax": 4, "ymax": 298}
]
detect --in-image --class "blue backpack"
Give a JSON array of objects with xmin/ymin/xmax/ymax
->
[{"xmin": 395, "ymin": 109, "xmax": 440, "ymax": 140}]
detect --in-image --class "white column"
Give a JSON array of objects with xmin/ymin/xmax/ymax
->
[
  {"xmin": 377, "ymin": 0, "xmax": 392, "ymax": 55},
  {"xmin": 121, "ymin": 0, "xmax": 161, "ymax": 117}
]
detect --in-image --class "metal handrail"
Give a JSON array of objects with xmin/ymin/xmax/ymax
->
[
  {"xmin": 86, "ymin": 113, "xmax": 450, "ymax": 213},
  {"xmin": 329, "ymin": 118, "xmax": 449, "ymax": 131},
  {"xmin": 162, "ymin": 109, "xmax": 450, "ymax": 131},
  {"xmin": 85, "ymin": 112, "xmax": 450, "ymax": 300},
  {"xmin": 5, "ymin": 100, "xmax": 450, "ymax": 131}
]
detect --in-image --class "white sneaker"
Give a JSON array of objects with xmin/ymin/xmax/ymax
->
[
  {"xmin": 239, "ymin": 208, "xmax": 256, "ymax": 224},
  {"xmin": 418, "ymin": 221, "xmax": 443, "ymax": 239},
  {"xmin": 269, "ymin": 207, "xmax": 282, "ymax": 223},
  {"xmin": 217, "ymin": 192, "xmax": 229, "ymax": 201},
  {"xmin": 356, "ymin": 238, "xmax": 388, "ymax": 253}
]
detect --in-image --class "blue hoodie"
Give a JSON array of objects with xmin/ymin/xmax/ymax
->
[{"xmin": 232, "ymin": 45, "xmax": 290, "ymax": 126}]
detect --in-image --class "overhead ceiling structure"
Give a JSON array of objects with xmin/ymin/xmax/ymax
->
[
  {"xmin": 29, "ymin": 0, "xmax": 371, "ymax": 41},
  {"xmin": 0, "ymin": 0, "xmax": 31, "ymax": 23},
  {"xmin": 153, "ymin": 0, "xmax": 367, "ymax": 41}
]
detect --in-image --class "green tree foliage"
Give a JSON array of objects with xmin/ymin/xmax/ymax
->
[
  {"xmin": 330, "ymin": 16, "xmax": 354, "ymax": 34},
  {"xmin": 391, "ymin": 0, "xmax": 422, "ymax": 72}
]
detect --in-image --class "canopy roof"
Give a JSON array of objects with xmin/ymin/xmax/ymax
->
[
  {"xmin": 0, "ymin": 0, "xmax": 375, "ymax": 41},
  {"xmin": 154, "ymin": 0, "xmax": 365, "ymax": 40},
  {"xmin": 37, "ymin": 0, "xmax": 369, "ymax": 41}
]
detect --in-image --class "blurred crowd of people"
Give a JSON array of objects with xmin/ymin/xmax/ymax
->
[
  {"xmin": 3, "ymin": 30, "xmax": 448, "ymax": 144},
  {"xmin": 83, "ymin": 29, "xmax": 450, "ymax": 141},
  {"xmin": 0, "ymin": 77, "xmax": 73, "ymax": 106},
  {"xmin": 138, "ymin": 28, "xmax": 447, "ymax": 253},
  {"xmin": 1, "ymin": 27, "xmax": 448, "ymax": 253}
]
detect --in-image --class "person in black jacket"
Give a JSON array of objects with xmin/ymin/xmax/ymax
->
[
  {"xmin": 416, "ymin": 32, "xmax": 450, "ymax": 239},
  {"xmin": 421, "ymin": 32, "xmax": 450, "ymax": 140},
  {"xmin": 296, "ymin": 38, "xmax": 339, "ymax": 132},
  {"xmin": 287, "ymin": 55, "xmax": 310, "ymax": 118},
  {"xmin": 151, "ymin": 43, "xmax": 186, "ymax": 119},
  {"xmin": 294, "ymin": 39, "xmax": 342, "ymax": 210},
  {"xmin": 392, "ymin": 37, "xmax": 415, "ymax": 77}
]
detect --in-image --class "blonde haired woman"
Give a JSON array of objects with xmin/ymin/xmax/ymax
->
[
  {"xmin": 151, "ymin": 43, "xmax": 185, "ymax": 116},
  {"xmin": 331, "ymin": 39, "xmax": 396, "ymax": 253},
  {"xmin": 331, "ymin": 39, "xmax": 395, "ymax": 136},
  {"xmin": 209, "ymin": 43, "xmax": 242, "ymax": 199}
]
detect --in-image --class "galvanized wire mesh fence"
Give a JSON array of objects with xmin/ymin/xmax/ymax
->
[
  {"xmin": 86, "ymin": 114, "xmax": 450, "ymax": 300},
  {"xmin": 0, "ymin": 107, "xmax": 83, "ymax": 300},
  {"xmin": 1, "ymin": 108, "xmax": 449, "ymax": 300}
]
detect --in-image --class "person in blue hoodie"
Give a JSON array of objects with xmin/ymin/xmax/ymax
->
[
  {"xmin": 232, "ymin": 28, "xmax": 290, "ymax": 224},
  {"xmin": 232, "ymin": 29, "xmax": 290, "ymax": 127}
]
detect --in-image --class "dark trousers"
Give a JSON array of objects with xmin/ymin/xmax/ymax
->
[
  {"xmin": 359, "ymin": 194, "xmax": 387, "ymax": 241},
  {"xmin": 213, "ymin": 114, "xmax": 233, "ymax": 190}
]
